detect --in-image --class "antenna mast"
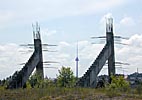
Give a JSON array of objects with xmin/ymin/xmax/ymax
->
[{"xmin": 75, "ymin": 42, "xmax": 79, "ymax": 78}]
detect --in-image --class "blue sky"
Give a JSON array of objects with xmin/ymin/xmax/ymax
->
[{"xmin": 0, "ymin": 0, "xmax": 142, "ymax": 79}]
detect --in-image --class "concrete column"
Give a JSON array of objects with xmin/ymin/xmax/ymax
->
[
  {"xmin": 34, "ymin": 39, "xmax": 44, "ymax": 79},
  {"xmin": 90, "ymin": 69, "xmax": 97, "ymax": 87},
  {"xmin": 106, "ymin": 18, "xmax": 115, "ymax": 79}
]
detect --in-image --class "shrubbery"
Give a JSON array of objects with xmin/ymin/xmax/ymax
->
[
  {"xmin": 57, "ymin": 67, "xmax": 76, "ymax": 87},
  {"xmin": 106, "ymin": 75, "xmax": 130, "ymax": 97},
  {"xmin": 26, "ymin": 66, "xmax": 76, "ymax": 88}
]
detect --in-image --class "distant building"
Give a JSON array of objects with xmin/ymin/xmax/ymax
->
[
  {"xmin": 97, "ymin": 74, "xmax": 124, "ymax": 83},
  {"xmin": 127, "ymin": 72, "xmax": 142, "ymax": 87}
]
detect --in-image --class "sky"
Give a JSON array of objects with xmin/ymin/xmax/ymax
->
[{"xmin": 0, "ymin": 0, "xmax": 142, "ymax": 79}]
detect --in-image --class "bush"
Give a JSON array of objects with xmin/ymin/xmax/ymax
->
[
  {"xmin": 57, "ymin": 67, "xmax": 76, "ymax": 87},
  {"xmin": 106, "ymin": 75, "xmax": 130, "ymax": 97},
  {"xmin": 110, "ymin": 75, "xmax": 130, "ymax": 92}
]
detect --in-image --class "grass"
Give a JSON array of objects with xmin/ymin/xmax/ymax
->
[{"xmin": 0, "ymin": 87, "xmax": 142, "ymax": 100}]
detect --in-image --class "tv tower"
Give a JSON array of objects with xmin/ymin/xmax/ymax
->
[{"xmin": 75, "ymin": 42, "xmax": 79, "ymax": 78}]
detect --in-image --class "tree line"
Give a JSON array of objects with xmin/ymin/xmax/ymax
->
[{"xmin": 0, "ymin": 66, "xmax": 76, "ymax": 89}]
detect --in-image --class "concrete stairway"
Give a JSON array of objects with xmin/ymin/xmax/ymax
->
[
  {"xmin": 8, "ymin": 50, "xmax": 40, "ymax": 89},
  {"xmin": 8, "ymin": 24, "xmax": 44, "ymax": 89},
  {"xmin": 77, "ymin": 43, "xmax": 112, "ymax": 87},
  {"xmin": 77, "ymin": 18, "xmax": 115, "ymax": 88}
]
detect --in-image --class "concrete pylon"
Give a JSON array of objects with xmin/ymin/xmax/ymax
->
[
  {"xmin": 77, "ymin": 18, "xmax": 116, "ymax": 87},
  {"xmin": 106, "ymin": 18, "xmax": 115, "ymax": 78},
  {"xmin": 8, "ymin": 23, "xmax": 44, "ymax": 89},
  {"xmin": 33, "ymin": 23, "xmax": 44, "ymax": 79}
]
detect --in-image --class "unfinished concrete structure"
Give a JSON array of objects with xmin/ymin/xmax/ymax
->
[
  {"xmin": 8, "ymin": 24, "xmax": 44, "ymax": 89},
  {"xmin": 77, "ymin": 18, "xmax": 115, "ymax": 87}
]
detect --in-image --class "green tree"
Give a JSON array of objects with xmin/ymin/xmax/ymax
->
[
  {"xmin": 108, "ymin": 75, "xmax": 130, "ymax": 92},
  {"xmin": 28, "ymin": 72, "xmax": 44, "ymax": 88},
  {"xmin": 106, "ymin": 75, "xmax": 130, "ymax": 97},
  {"xmin": 57, "ymin": 67, "xmax": 76, "ymax": 87}
]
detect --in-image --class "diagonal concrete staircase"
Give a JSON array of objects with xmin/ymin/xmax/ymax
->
[
  {"xmin": 77, "ymin": 18, "xmax": 115, "ymax": 87},
  {"xmin": 77, "ymin": 43, "xmax": 112, "ymax": 87},
  {"xmin": 8, "ymin": 24, "xmax": 44, "ymax": 89},
  {"xmin": 8, "ymin": 51, "xmax": 40, "ymax": 89}
]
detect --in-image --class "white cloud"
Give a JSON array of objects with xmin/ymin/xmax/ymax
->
[
  {"xmin": 59, "ymin": 41, "xmax": 70, "ymax": 47},
  {"xmin": 120, "ymin": 17, "xmax": 135, "ymax": 26},
  {"xmin": 122, "ymin": 34, "xmax": 142, "ymax": 47},
  {"xmin": 0, "ymin": 11, "xmax": 14, "ymax": 23},
  {"xmin": 0, "ymin": 0, "xmax": 128, "ymax": 27},
  {"xmin": 0, "ymin": 43, "xmax": 32, "ymax": 79},
  {"xmin": 78, "ymin": 40, "xmax": 104, "ymax": 59},
  {"xmin": 115, "ymin": 34, "xmax": 142, "ymax": 74},
  {"xmin": 41, "ymin": 28, "xmax": 57, "ymax": 37},
  {"xmin": 1, "ymin": 34, "xmax": 142, "ymax": 79}
]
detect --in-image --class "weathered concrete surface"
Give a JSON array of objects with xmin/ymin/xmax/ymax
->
[
  {"xmin": 77, "ymin": 18, "xmax": 115, "ymax": 87},
  {"xmin": 77, "ymin": 43, "xmax": 112, "ymax": 87},
  {"xmin": 34, "ymin": 39, "xmax": 44, "ymax": 79},
  {"xmin": 8, "ymin": 25, "xmax": 44, "ymax": 89}
]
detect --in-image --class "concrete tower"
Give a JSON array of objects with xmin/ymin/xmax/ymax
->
[
  {"xmin": 106, "ymin": 18, "xmax": 115, "ymax": 77},
  {"xmin": 8, "ymin": 23, "xmax": 44, "ymax": 89},
  {"xmin": 33, "ymin": 23, "xmax": 44, "ymax": 79},
  {"xmin": 75, "ymin": 42, "xmax": 79, "ymax": 78},
  {"xmin": 77, "ymin": 18, "xmax": 116, "ymax": 87}
]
